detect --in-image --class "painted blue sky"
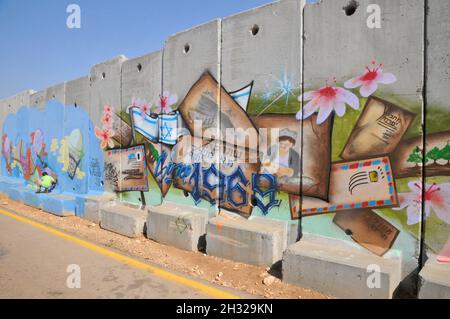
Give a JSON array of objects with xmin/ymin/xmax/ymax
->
[{"xmin": 0, "ymin": 0, "xmax": 274, "ymax": 99}]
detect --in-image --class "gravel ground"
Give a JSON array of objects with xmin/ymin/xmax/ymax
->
[{"xmin": 0, "ymin": 194, "xmax": 332, "ymax": 299}]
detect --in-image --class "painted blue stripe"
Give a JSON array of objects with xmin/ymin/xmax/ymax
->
[
  {"xmin": 161, "ymin": 116, "xmax": 178, "ymax": 121},
  {"xmin": 231, "ymin": 91, "xmax": 250, "ymax": 99},
  {"xmin": 373, "ymin": 160, "xmax": 381, "ymax": 165},
  {"xmin": 135, "ymin": 126, "xmax": 158, "ymax": 141}
]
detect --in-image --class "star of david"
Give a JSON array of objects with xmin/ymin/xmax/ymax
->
[{"xmin": 161, "ymin": 122, "xmax": 173, "ymax": 140}]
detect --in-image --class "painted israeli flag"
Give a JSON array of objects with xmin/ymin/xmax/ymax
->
[
  {"xmin": 130, "ymin": 107, "xmax": 159, "ymax": 143},
  {"xmin": 159, "ymin": 112, "xmax": 179, "ymax": 145},
  {"xmin": 230, "ymin": 82, "xmax": 253, "ymax": 111}
]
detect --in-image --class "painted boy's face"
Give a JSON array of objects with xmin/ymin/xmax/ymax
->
[{"xmin": 279, "ymin": 140, "xmax": 294, "ymax": 154}]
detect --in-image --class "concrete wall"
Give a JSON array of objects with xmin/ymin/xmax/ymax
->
[{"xmin": 1, "ymin": 0, "xmax": 449, "ymax": 298}]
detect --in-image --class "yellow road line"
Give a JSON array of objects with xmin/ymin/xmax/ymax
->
[{"xmin": 0, "ymin": 208, "xmax": 239, "ymax": 299}]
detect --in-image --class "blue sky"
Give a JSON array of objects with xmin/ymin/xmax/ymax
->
[{"xmin": 0, "ymin": 0, "xmax": 273, "ymax": 99}]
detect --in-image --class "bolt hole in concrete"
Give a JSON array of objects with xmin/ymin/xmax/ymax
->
[
  {"xmin": 101, "ymin": 72, "xmax": 106, "ymax": 79},
  {"xmin": 183, "ymin": 43, "xmax": 191, "ymax": 55},
  {"xmin": 250, "ymin": 24, "xmax": 260, "ymax": 36},
  {"xmin": 345, "ymin": 229, "xmax": 353, "ymax": 236},
  {"xmin": 52, "ymin": 94, "xmax": 56, "ymax": 99},
  {"xmin": 183, "ymin": 190, "xmax": 189, "ymax": 198},
  {"xmin": 343, "ymin": 0, "xmax": 359, "ymax": 16},
  {"xmin": 74, "ymin": 102, "xmax": 77, "ymax": 108},
  {"xmin": 137, "ymin": 63, "xmax": 142, "ymax": 72}
]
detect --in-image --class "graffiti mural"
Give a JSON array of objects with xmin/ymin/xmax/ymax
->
[{"xmin": 1, "ymin": 101, "xmax": 103, "ymax": 196}]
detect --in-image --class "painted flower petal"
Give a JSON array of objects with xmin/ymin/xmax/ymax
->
[
  {"xmin": 359, "ymin": 81, "xmax": 378, "ymax": 97},
  {"xmin": 297, "ymin": 99, "xmax": 320, "ymax": 120},
  {"xmin": 167, "ymin": 94, "xmax": 178, "ymax": 106},
  {"xmin": 334, "ymin": 102, "xmax": 346, "ymax": 117},
  {"xmin": 297, "ymin": 91, "xmax": 316, "ymax": 102},
  {"xmin": 316, "ymin": 102, "xmax": 334, "ymax": 124},
  {"xmin": 406, "ymin": 204, "xmax": 422, "ymax": 225},
  {"xmin": 377, "ymin": 72, "xmax": 397, "ymax": 84},
  {"xmin": 94, "ymin": 127, "xmax": 104, "ymax": 139},
  {"xmin": 336, "ymin": 88, "xmax": 359, "ymax": 110},
  {"xmin": 344, "ymin": 76, "xmax": 364, "ymax": 89},
  {"xmin": 431, "ymin": 201, "xmax": 450, "ymax": 224},
  {"xmin": 107, "ymin": 138, "xmax": 115, "ymax": 149}
]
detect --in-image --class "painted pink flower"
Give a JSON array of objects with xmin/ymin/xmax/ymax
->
[
  {"xmin": 393, "ymin": 181, "xmax": 450, "ymax": 225},
  {"xmin": 131, "ymin": 97, "xmax": 139, "ymax": 107},
  {"xmin": 155, "ymin": 91, "xmax": 178, "ymax": 114},
  {"xmin": 95, "ymin": 127, "xmax": 116, "ymax": 150},
  {"xmin": 140, "ymin": 100, "xmax": 151, "ymax": 115},
  {"xmin": 296, "ymin": 83, "xmax": 359, "ymax": 124},
  {"xmin": 102, "ymin": 113, "xmax": 113, "ymax": 128},
  {"xmin": 103, "ymin": 105, "xmax": 113, "ymax": 114},
  {"xmin": 344, "ymin": 61, "xmax": 396, "ymax": 97}
]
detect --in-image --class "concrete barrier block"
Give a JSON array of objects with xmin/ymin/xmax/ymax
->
[
  {"xmin": 66, "ymin": 76, "xmax": 90, "ymax": 110},
  {"xmin": 163, "ymin": 19, "xmax": 220, "ymax": 99},
  {"xmin": 6, "ymin": 187, "xmax": 23, "ymax": 202},
  {"xmin": 41, "ymin": 193, "xmax": 76, "ymax": 217},
  {"xmin": 89, "ymin": 55, "xmax": 127, "ymax": 126},
  {"xmin": 282, "ymin": 234, "xmax": 402, "ymax": 299},
  {"xmin": 22, "ymin": 189, "xmax": 42, "ymax": 209},
  {"xmin": 46, "ymin": 82, "xmax": 66, "ymax": 105},
  {"xmin": 80, "ymin": 192, "xmax": 116, "ymax": 223},
  {"xmin": 121, "ymin": 51, "xmax": 162, "ymax": 107},
  {"xmin": 100, "ymin": 202, "xmax": 147, "ymax": 238},
  {"xmin": 147, "ymin": 203, "xmax": 209, "ymax": 251},
  {"xmin": 221, "ymin": 0, "xmax": 301, "ymax": 96},
  {"xmin": 29, "ymin": 90, "xmax": 47, "ymax": 109},
  {"xmin": 0, "ymin": 177, "xmax": 26, "ymax": 193},
  {"xmin": 419, "ymin": 254, "xmax": 450, "ymax": 299},
  {"xmin": 206, "ymin": 215, "xmax": 288, "ymax": 266}
]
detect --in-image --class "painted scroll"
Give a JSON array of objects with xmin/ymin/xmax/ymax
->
[
  {"xmin": 332, "ymin": 209, "xmax": 400, "ymax": 256},
  {"xmin": 341, "ymin": 97, "xmax": 415, "ymax": 160}
]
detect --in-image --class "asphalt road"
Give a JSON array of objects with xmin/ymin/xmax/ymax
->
[{"xmin": 0, "ymin": 209, "xmax": 240, "ymax": 299}]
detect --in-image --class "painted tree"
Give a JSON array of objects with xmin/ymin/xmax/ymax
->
[
  {"xmin": 407, "ymin": 146, "xmax": 422, "ymax": 167},
  {"xmin": 441, "ymin": 144, "xmax": 450, "ymax": 164},
  {"xmin": 426, "ymin": 146, "xmax": 442, "ymax": 164}
]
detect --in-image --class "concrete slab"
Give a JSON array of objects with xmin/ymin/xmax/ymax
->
[
  {"xmin": 46, "ymin": 82, "xmax": 66, "ymax": 105},
  {"xmin": 65, "ymin": 76, "xmax": 90, "ymax": 111},
  {"xmin": 79, "ymin": 192, "xmax": 116, "ymax": 223},
  {"xmin": 21, "ymin": 189, "xmax": 42, "ymax": 209},
  {"xmin": 419, "ymin": 254, "xmax": 450, "ymax": 299},
  {"xmin": 100, "ymin": 202, "xmax": 147, "ymax": 238},
  {"xmin": 206, "ymin": 214, "xmax": 288, "ymax": 266},
  {"xmin": 147, "ymin": 202, "xmax": 209, "ymax": 251},
  {"xmin": 41, "ymin": 193, "xmax": 76, "ymax": 217},
  {"xmin": 282, "ymin": 234, "xmax": 402, "ymax": 299}
]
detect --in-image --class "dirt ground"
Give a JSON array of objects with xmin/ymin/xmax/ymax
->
[{"xmin": 0, "ymin": 194, "xmax": 331, "ymax": 299}]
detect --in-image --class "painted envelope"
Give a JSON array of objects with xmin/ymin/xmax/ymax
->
[
  {"xmin": 341, "ymin": 96, "xmax": 416, "ymax": 161},
  {"xmin": 104, "ymin": 145, "xmax": 149, "ymax": 192},
  {"xmin": 177, "ymin": 71, "xmax": 258, "ymax": 150},
  {"xmin": 333, "ymin": 209, "xmax": 400, "ymax": 256},
  {"xmin": 290, "ymin": 156, "xmax": 398, "ymax": 218}
]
